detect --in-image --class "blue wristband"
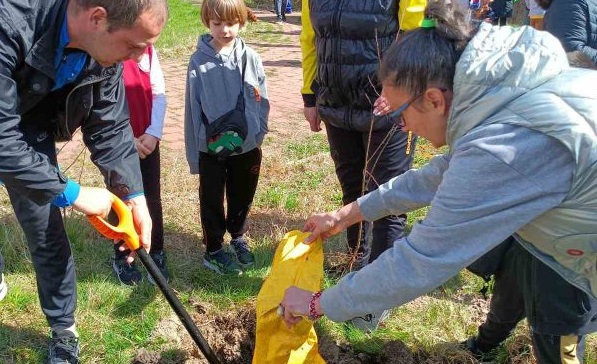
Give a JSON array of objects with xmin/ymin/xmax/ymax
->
[
  {"xmin": 52, "ymin": 179, "xmax": 81, "ymax": 208},
  {"xmin": 123, "ymin": 191, "xmax": 145, "ymax": 201}
]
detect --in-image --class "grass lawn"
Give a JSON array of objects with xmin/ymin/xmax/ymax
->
[{"xmin": 0, "ymin": 0, "xmax": 595, "ymax": 363}]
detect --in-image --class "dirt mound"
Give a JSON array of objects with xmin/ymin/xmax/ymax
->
[{"xmin": 131, "ymin": 306, "xmax": 443, "ymax": 364}]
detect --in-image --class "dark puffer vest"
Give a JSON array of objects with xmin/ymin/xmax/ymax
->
[{"xmin": 310, "ymin": 0, "xmax": 399, "ymax": 132}]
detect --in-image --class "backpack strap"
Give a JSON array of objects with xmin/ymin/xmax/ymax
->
[
  {"xmin": 239, "ymin": 51, "xmax": 248, "ymax": 95},
  {"xmin": 201, "ymin": 51, "xmax": 248, "ymax": 126}
]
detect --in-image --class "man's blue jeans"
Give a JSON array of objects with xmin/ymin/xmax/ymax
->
[{"xmin": 274, "ymin": 0, "xmax": 288, "ymax": 21}]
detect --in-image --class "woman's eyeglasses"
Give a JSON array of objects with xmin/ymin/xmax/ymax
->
[
  {"xmin": 387, "ymin": 88, "xmax": 447, "ymax": 128},
  {"xmin": 387, "ymin": 93, "xmax": 424, "ymax": 128}
]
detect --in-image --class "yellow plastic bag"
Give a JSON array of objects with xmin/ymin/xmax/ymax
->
[{"xmin": 252, "ymin": 230, "xmax": 325, "ymax": 364}]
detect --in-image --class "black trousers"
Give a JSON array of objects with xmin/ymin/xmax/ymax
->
[
  {"xmin": 325, "ymin": 123, "xmax": 415, "ymax": 269},
  {"xmin": 199, "ymin": 148, "xmax": 261, "ymax": 253},
  {"xmin": 476, "ymin": 240, "xmax": 597, "ymax": 363},
  {"xmin": 114, "ymin": 144, "xmax": 164, "ymax": 258},
  {"xmin": 2, "ymin": 130, "xmax": 76, "ymax": 330}
]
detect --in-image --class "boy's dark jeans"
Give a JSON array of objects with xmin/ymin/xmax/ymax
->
[
  {"xmin": 199, "ymin": 148, "xmax": 261, "ymax": 253},
  {"xmin": 475, "ymin": 240, "xmax": 597, "ymax": 362},
  {"xmin": 325, "ymin": 123, "xmax": 415, "ymax": 269}
]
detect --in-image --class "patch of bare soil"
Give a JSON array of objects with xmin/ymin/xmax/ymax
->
[{"xmin": 130, "ymin": 305, "xmax": 451, "ymax": 364}]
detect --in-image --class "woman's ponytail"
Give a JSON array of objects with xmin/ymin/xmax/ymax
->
[{"xmin": 379, "ymin": 0, "xmax": 475, "ymax": 95}]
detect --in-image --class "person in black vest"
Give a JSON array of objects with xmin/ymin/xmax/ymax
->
[{"xmin": 300, "ymin": 0, "xmax": 423, "ymax": 285}]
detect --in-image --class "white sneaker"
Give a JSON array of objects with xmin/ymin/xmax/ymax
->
[
  {"xmin": 348, "ymin": 309, "xmax": 390, "ymax": 333},
  {"xmin": 0, "ymin": 274, "xmax": 7, "ymax": 301}
]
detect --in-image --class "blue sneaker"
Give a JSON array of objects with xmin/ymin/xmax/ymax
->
[
  {"xmin": 230, "ymin": 237, "xmax": 255, "ymax": 267},
  {"xmin": 48, "ymin": 329, "xmax": 80, "ymax": 364},
  {"xmin": 112, "ymin": 257, "xmax": 143, "ymax": 285},
  {"xmin": 147, "ymin": 250, "xmax": 170, "ymax": 285},
  {"xmin": 203, "ymin": 249, "xmax": 242, "ymax": 275}
]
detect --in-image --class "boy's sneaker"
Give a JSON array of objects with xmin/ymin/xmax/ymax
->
[
  {"xmin": 48, "ymin": 329, "xmax": 80, "ymax": 364},
  {"xmin": 112, "ymin": 257, "xmax": 143, "ymax": 285},
  {"xmin": 348, "ymin": 309, "xmax": 390, "ymax": 333},
  {"xmin": 230, "ymin": 237, "xmax": 255, "ymax": 267},
  {"xmin": 0, "ymin": 274, "xmax": 7, "ymax": 301},
  {"xmin": 147, "ymin": 250, "xmax": 170, "ymax": 285},
  {"xmin": 203, "ymin": 249, "xmax": 242, "ymax": 275}
]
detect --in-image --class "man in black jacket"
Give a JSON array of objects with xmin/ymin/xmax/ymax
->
[
  {"xmin": 0, "ymin": 0, "xmax": 167, "ymax": 362},
  {"xmin": 539, "ymin": 0, "xmax": 597, "ymax": 66}
]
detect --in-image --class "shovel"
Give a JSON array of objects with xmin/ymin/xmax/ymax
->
[{"xmin": 87, "ymin": 194, "xmax": 221, "ymax": 364}]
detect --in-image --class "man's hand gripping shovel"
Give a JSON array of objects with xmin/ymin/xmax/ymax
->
[{"xmin": 87, "ymin": 194, "xmax": 220, "ymax": 364}]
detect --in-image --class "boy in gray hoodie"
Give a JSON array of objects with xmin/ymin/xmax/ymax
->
[{"xmin": 184, "ymin": 0, "xmax": 269, "ymax": 275}]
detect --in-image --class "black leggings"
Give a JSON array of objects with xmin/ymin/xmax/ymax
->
[
  {"xmin": 325, "ymin": 123, "xmax": 415, "ymax": 269},
  {"xmin": 199, "ymin": 148, "xmax": 261, "ymax": 252}
]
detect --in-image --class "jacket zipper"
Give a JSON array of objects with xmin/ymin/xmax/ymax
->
[
  {"xmin": 63, "ymin": 73, "xmax": 111, "ymax": 140},
  {"xmin": 332, "ymin": 0, "xmax": 346, "ymax": 128}
]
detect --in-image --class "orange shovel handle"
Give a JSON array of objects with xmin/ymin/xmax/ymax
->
[{"xmin": 86, "ymin": 193, "xmax": 140, "ymax": 251}]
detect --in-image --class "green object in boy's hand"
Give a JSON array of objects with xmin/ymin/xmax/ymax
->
[{"xmin": 208, "ymin": 131, "xmax": 244, "ymax": 156}]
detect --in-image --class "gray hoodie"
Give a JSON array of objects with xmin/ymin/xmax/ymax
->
[
  {"xmin": 320, "ymin": 23, "xmax": 597, "ymax": 322},
  {"xmin": 185, "ymin": 34, "xmax": 269, "ymax": 173}
]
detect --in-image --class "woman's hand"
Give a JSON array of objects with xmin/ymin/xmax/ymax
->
[
  {"xmin": 302, "ymin": 202, "xmax": 365, "ymax": 244},
  {"xmin": 280, "ymin": 286, "xmax": 321, "ymax": 326},
  {"xmin": 304, "ymin": 107, "xmax": 322, "ymax": 132},
  {"xmin": 302, "ymin": 211, "xmax": 343, "ymax": 244},
  {"xmin": 373, "ymin": 95, "xmax": 391, "ymax": 116}
]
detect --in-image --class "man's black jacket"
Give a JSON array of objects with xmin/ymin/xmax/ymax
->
[
  {"xmin": 544, "ymin": 0, "xmax": 597, "ymax": 65},
  {"xmin": 0, "ymin": 0, "xmax": 143, "ymax": 204}
]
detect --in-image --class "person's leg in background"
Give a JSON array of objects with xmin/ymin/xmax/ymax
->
[
  {"xmin": 274, "ymin": 0, "xmax": 288, "ymax": 22},
  {"xmin": 112, "ymin": 144, "xmax": 167, "ymax": 285},
  {"xmin": 199, "ymin": 152, "xmax": 242, "ymax": 275},
  {"xmin": 225, "ymin": 148, "xmax": 261, "ymax": 267},
  {"xmin": 532, "ymin": 334, "xmax": 587, "ymax": 364},
  {"xmin": 466, "ymin": 240, "xmax": 525, "ymax": 358},
  {"xmin": 520, "ymin": 243, "xmax": 597, "ymax": 364},
  {"xmin": 140, "ymin": 144, "xmax": 169, "ymax": 283},
  {"xmin": 325, "ymin": 123, "xmax": 371, "ymax": 272},
  {"xmin": 363, "ymin": 128, "xmax": 415, "ymax": 263}
]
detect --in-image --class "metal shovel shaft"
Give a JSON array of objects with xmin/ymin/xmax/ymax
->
[
  {"xmin": 87, "ymin": 194, "xmax": 220, "ymax": 363},
  {"xmin": 137, "ymin": 249, "xmax": 221, "ymax": 364}
]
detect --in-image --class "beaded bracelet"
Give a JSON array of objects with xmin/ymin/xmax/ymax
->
[{"xmin": 308, "ymin": 290, "xmax": 324, "ymax": 321}]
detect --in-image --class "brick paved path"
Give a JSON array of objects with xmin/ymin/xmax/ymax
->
[
  {"xmin": 160, "ymin": 11, "xmax": 305, "ymax": 150},
  {"xmin": 58, "ymin": 11, "xmax": 306, "ymax": 158}
]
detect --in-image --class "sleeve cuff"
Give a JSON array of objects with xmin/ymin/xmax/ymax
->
[
  {"xmin": 123, "ymin": 191, "xmax": 145, "ymax": 201},
  {"xmin": 52, "ymin": 179, "xmax": 81, "ymax": 208},
  {"xmin": 302, "ymin": 93, "xmax": 316, "ymax": 108},
  {"xmin": 356, "ymin": 190, "xmax": 387, "ymax": 222}
]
